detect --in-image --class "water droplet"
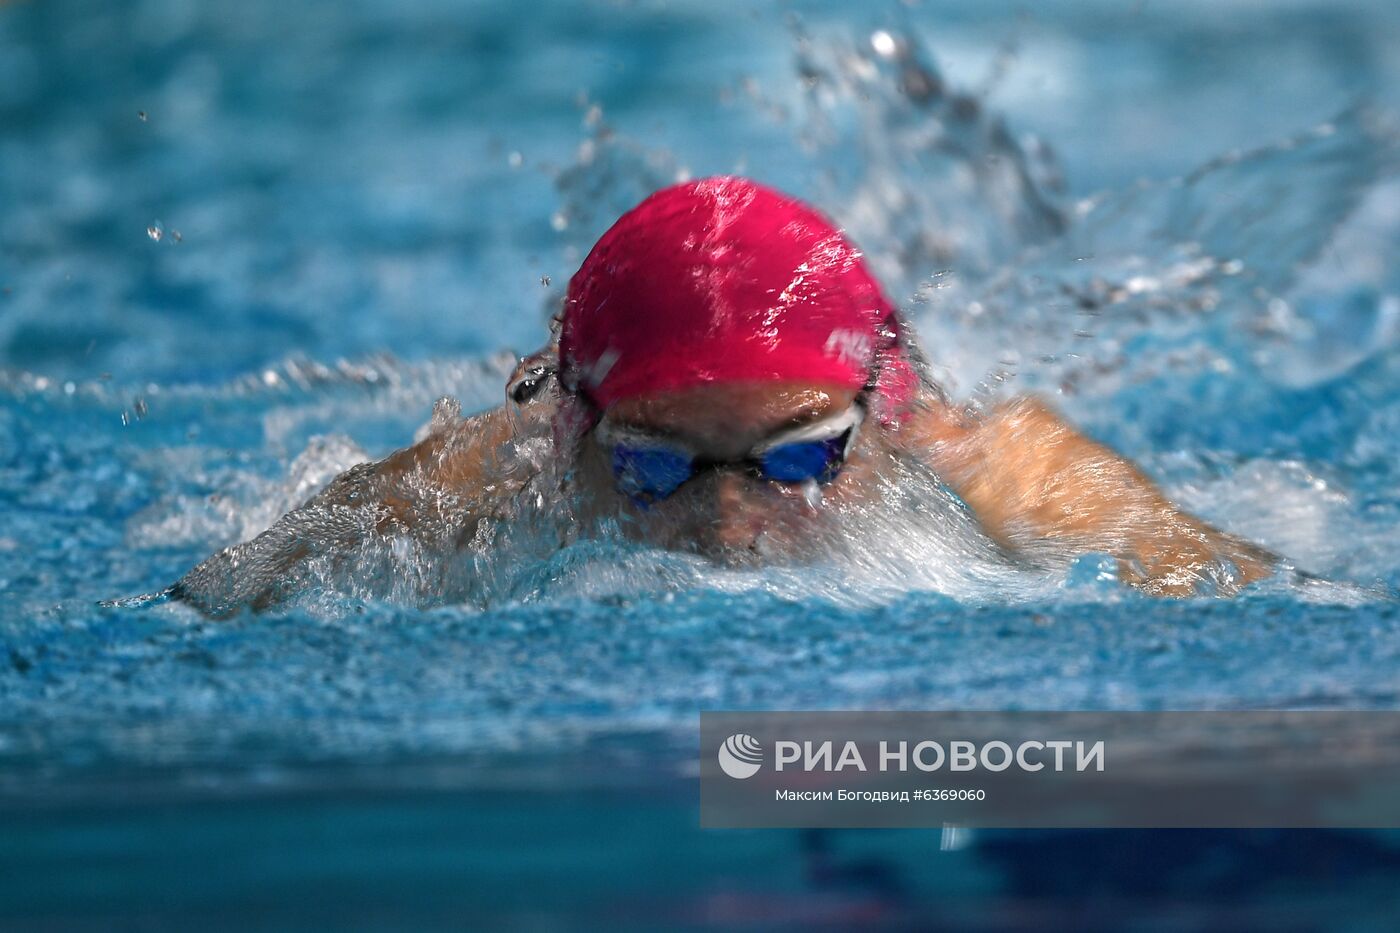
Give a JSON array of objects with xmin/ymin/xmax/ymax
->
[
  {"xmin": 550, "ymin": 212, "xmax": 569, "ymax": 232},
  {"xmin": 170, "ymin": 229, "xmax": 182, "ymax": 243},
  {"xmin": 870, "ymin": 30, "xmax": 897, "ymax": 58},
  {"xmin": 147, "ymin": 221, "xmax": 164, "ymax": 242},
  {"xmin": 540, "ymin": 274, "xmax": 551, "ymax": 287},
  {"xmin": 508, "ymin": 150, "xmax": 523, "ymax": 168},
  {"xmin": 430, "ymin": 396, "xmax": 462, "ymax": 432}
]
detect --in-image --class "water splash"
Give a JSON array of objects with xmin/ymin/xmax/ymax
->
[
  {"xmin": 74, "ymin": 25, "xmax": 1399, "ymax": 620},
  {"xmin": 3, "ymin": 13, "xmax": 1400, "ymax": 794},
  {"xmin": 791, "ymin": 23, "xmax": 1069, "ymax": 291}
]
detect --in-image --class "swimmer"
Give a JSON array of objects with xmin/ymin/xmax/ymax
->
[{"xmin": 172, "ymin": 177, "xmax": 1274, "ymax": 615}]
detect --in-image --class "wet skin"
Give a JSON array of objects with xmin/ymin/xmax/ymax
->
[
  {"xmin": 572, "ymin": 381, "xmax": 881, "ymax": 560},
  {"xmin": 172, "ymin": 360, "xmax": 1275, "ymax": 615},
  {"xmin": 571, "ymin": 379, "xmax": 1272, "ymax": 591}
]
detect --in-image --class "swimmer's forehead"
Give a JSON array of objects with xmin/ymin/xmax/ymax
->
[{"xmin": 603, "ymin": 381, "xmax": 859, "ymax": 452}]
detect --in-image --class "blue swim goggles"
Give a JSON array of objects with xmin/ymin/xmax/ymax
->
[{"xmin": 594, "ymin": 402, "xmax": 865, "ymax": 507}]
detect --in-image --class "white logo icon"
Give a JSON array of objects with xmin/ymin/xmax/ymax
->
[{"xmin": 718, "ymin": 733, "xmax": 763, "ymax": 779}]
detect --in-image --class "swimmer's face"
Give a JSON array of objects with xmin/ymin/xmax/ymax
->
[{"xmin": 574, "ymin": 381, "xmax": 891, "ymax": 562}]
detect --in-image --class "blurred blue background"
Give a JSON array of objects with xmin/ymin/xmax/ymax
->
[
  {"xmin": 5, "ymin": 0, "xmax": 1398, "ymax": 384},
  {"xmin": 4, "ymin": 0, "xmax": 1400, "ymax": 929}
]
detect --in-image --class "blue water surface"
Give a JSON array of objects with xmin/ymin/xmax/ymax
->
[{"xmin": 4, "ymin": 0, "xmax": 1400, "ymax": 928}]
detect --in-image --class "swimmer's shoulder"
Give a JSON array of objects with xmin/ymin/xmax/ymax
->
[{"xmin": 890, "ymin": 389, "xmax": 977, "ymax": 454}]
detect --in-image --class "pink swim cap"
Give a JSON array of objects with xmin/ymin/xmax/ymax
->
[{"xmin": 559, "ymin": 176, "xmax": 917, "ymax": 421}]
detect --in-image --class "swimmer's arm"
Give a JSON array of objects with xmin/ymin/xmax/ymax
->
[
  {"xmin": 911, "ymin": 397, "xmax": 1275, "ymax": 596},
  {"xmin": 172, "ymin": 403, "xmax": 533, "ymax": 617}
]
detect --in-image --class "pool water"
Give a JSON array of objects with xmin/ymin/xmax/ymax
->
[{"xmin": 4, "ymin": 0, "xmax": 1400, "ymax": 928}]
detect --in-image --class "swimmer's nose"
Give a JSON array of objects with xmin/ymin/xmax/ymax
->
[{"xmin": 712, "ymin": 470, "xmax": 761, "ymax": 550}]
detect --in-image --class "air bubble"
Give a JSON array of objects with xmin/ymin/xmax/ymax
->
[{"xmin": 147, "ymin": 221, "xmax": 164, "ymax": 242}]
